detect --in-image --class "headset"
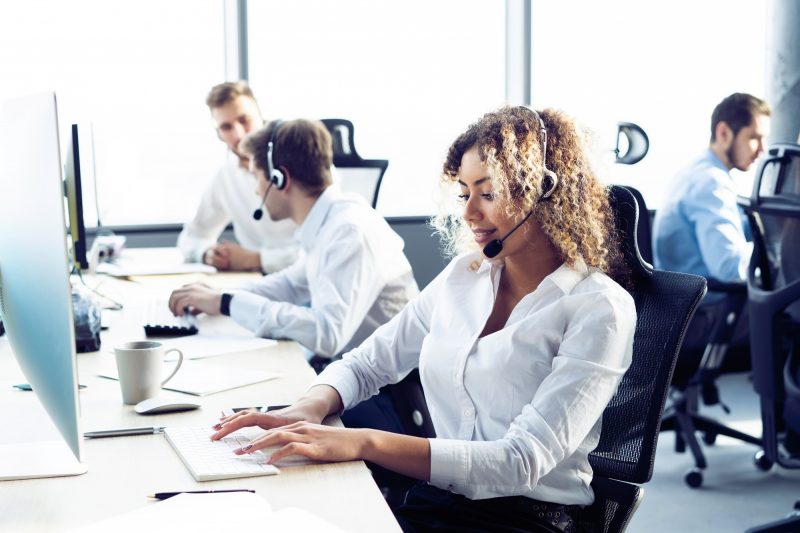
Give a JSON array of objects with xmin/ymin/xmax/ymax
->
[
  {"xmin": 482, "ymin": 107, "xmax": 559, "ymax": 258},
  {"xmin": 253, "ymin": 120, "xmax": 286, "ymax": 221}
]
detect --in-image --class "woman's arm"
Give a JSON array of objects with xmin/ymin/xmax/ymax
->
[{"xmin": 231, "ymin": 422, "xmax": 432, "ymax": 481}]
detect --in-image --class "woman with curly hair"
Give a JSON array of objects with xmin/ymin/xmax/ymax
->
[{"xmin": 211, "ymin": 106, "xmax": 636, "ymax": 532}]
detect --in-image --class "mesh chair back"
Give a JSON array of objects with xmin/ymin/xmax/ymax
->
[
  {"xmin": 589, "ymin": 186, "xmax": 706, "ymax": 483},
  {"xmin": 741, "ymin": 144, "xmax": 800, "ymax": 458},
  {"xmin": 321, "ymin": 118, "xmax": 388, "ymax": 208}
]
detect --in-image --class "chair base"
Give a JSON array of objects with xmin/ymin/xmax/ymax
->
[{"xmin": 660, "ymin": 407, "xmax": 762, "ymax": 488}]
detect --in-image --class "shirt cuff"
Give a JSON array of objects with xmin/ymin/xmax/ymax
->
[
  {"xmin": 311, "ymin": 360, "xmax": 359, "ymax": 411},
  {"xmin": 428, "ymin": 438, "xmax": 469, "ymax": 492},
  {"xmin": 228, "ymin": 290, "xmax": 272, "ymax": 334}
]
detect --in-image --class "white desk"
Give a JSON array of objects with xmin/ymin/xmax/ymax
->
[{"xmin": 0, "ymin": 273, "xmax": 400, "ymax": 532}]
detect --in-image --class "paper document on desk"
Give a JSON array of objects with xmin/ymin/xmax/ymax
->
[
  {"xmin": 97, "ymin": 359, "xmax": 280, "ymax": 396},
  {"xmin": 96, "ymin": 247, "xmax": 216, "ymax": 277},
  {"xmin": 162, "ymin": 334, "xmax": 278, "ymax": 360},
  {"xmin": 70, "ymin": 491, "xmax": 347, "ymax": 533}
]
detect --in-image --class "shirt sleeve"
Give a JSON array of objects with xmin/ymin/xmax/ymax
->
[
  {"xmin": 177, "ymin": 171, "xmax": 231, "ymax": 263},
  {"xmin": 312, "ymin": 264, "xmax": 448, "ymax": 407},
  {"xmin": 258, "ymin": 246, "xmax": 300, "ymax": 274},
  {"xmin": 427, "ymin": 287, "xmax": 636, "ymax": 499},
  {"xmin": 229, "ymin": 223, "xmax": 393, "ymax": 357},
  {"xmin": 685, "ymin": 174, "xmax": 752, "ymax": 282}
]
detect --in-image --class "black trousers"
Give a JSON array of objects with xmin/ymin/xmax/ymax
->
[{"xmin": 394, "ymin": 483, "xmax": 582, "ymax": 533}]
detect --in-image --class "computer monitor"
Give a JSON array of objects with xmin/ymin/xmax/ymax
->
[
  {"xmin": 64, "ymin": 123, "xmax": 89, "ymax": 271},
  {"xmin": 0, "ymin": 92, "xmax": 87, "ymax": 480}
]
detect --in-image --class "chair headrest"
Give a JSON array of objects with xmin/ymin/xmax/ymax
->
[
  {"xmin": 609, "ymin": 185, "xmax": 653, "ymax": 279},
  {"xmin": 615, "ymin": 123, "xmax": 649, "ymax": 166}
]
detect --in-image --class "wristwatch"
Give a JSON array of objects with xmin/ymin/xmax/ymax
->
[{"xmin": 220, "ymin": 293, "xmax": 233, "ymax": 316}]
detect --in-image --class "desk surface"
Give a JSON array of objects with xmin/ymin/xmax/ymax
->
[{"xmin": 0, "ymin": 272, "xmax": 400, "ymax": 532}]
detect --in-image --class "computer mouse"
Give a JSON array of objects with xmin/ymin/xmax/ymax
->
[{"xmin": 134, "ymin": 396, "xmax": 201, "ymax": 415}]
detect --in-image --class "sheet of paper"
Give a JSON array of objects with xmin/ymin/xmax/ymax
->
[
  {"xmin": 95, "ymin": 247, "xmax": 216, "ymax": 277},
  {"xmin": 162, "ymin": 334, "xmax": 278, "ymax": 360},
  {"xmin": 69, "ymin": 492, "xmax": 273, "ymax": 533},
  {"xmin": 97, "ymin": 359, "xmax": 280, "ymax": 396},
  {"xmin": 70, "ymin": 492, "xmax": 347, "ymax": 533}
]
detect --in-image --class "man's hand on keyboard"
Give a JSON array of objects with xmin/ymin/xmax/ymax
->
[
  {"xmin": 235, "ymin": 421, "xmax": 366, "ymax": 465},
  {"xmin": 168, "ymin": 282, "xmax": 222, "ymax": 317}
]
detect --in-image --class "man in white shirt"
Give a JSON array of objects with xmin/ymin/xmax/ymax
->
[
  {"xmin": 177, "ymin": 81, "xmax": 298, "ymax": 273},
  {"xmin": 168, "ymin": 118, "xmax": 419, "ymax": 359}
]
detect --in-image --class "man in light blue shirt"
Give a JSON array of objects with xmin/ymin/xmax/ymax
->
[{"xmin": 653, "ymin": 93, "xmax": 771, "ymax": 282}]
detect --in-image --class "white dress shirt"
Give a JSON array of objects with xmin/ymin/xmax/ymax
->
[
  {"xmin": 177, "ymin": 159, "xmax": 299, "ymax": 273},
  {"xmin": 229, "ymin": 185, "xmax": 419, "ymax": 358},
  {"xmin": 315, "ymin": 252, "xmax": 636, "ymax": 505}
]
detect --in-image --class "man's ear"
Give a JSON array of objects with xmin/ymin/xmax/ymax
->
[
  {"xmin": 715, "ymin": 121, "xmax": 733, "ymax": 146},
  {"xmin": 279, "ymin": 167, "xmax": 292, "ymax": 191}
]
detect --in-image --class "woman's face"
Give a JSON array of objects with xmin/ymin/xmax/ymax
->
[{"xmin": 458, "ymin": 147, "xmax": 533, "ymax": 258}]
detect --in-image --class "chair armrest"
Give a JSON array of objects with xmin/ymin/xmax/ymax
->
[{"xmin": 707, "ymin": 278, "xmax": 747, "ymax": 294}]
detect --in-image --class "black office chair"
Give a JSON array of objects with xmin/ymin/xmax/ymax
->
[
  {"xmin": 577, "ymin": 185, "xmax": 706, "ymax": 532},
  {"xmin": 321, "ymin": 118, "xmax": 388, "ymax": 208},
  {"xmin": 739, "ymin": 144, "xmax": 800, "ymax": 533}
]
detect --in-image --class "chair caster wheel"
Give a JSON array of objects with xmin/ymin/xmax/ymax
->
[
  {"xmin": 703, "ymin": 431, "xmax": 717, "ymax": 445},
  {"xmin": 685, "ymin": 469, "xmax": 703, "ymax": 488},
  {"xmin": 754, "ymin": 450, "xmax": 773, "ymax": 471}
]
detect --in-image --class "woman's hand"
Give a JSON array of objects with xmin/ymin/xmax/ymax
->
[
  {"xmin": 234, "ymin": 421, "xmax": 369, "ymax": 464},
  {"xmin": 210, "ymin": 397, "xmax": 331, "ymax": 441}
]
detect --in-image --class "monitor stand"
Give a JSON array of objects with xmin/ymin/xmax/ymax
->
[{"xmin": 0, "ymin": 440, "xmax": 87, "ymax": 481}]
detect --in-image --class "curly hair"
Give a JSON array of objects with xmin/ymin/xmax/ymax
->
[{"xmin": 433, "ymin": 106, "xmax": 628, "ymax": 285}]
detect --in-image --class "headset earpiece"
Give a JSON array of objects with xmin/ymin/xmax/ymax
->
[
  {"xmin": 540, "ymin": 169, "xmax": 558, "ymax": 201},
  {"xmin": 266, "ymin": 120, "xmax": 286, "ymax": 190},
  {"xmin": 519, "ymin": 106, "xmax": 559, "ymax": 202}
]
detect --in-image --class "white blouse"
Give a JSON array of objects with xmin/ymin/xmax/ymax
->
[{"xmin": 315, "ymin": 251, "xmax": 636, "ymax": 505}]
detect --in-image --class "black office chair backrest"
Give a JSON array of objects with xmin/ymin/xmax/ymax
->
[
  {"xmin": 615, "ymin": 122, "xmax": 649, "ymax": 166},
  {"xmin": 321, "ymin": 118, "xmax": 388, "ymax": 208},
  {"xmin": 621, "ymin": 185, "xmax": 653, "ymax": 267},
  {"xmin": 741, "ymin": 144, "xmax": 800, "ymax": 414},
  {"xmin": 589, "ymin": 186, "xmax": 707, "ymax": 483}
]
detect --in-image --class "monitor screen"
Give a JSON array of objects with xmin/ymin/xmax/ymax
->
[
  {"xmin": 64, "ymin": 124, "xmax": 89, "ymax": 271},
  {"xmin": 0, "ymin": 92, "xmax": 86, "ymax": 479}
]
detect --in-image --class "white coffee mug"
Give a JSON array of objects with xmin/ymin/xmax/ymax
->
[{"xmin": 114, "ymin": 341, "xmax": 183, "ymax": 405}]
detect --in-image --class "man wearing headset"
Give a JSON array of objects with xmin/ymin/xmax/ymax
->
[
  {"xmin": 168, "ymin": 119, "xmax": 419, "ymax": 362},
  {"xmin": 177, "ymin": 81, "xmax": 299, "ymax": 273}
]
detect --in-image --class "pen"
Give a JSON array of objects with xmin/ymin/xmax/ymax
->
[
  {"xmin": 14, "ymin": 383, "xmax": 87, "ymax": 391},
  {"xmin": 147, "ymin": 489, "xmax": 255, "ymax": 500},
  {"xmin": 84, "ymin": 426, "xmax": 165, "ymax": 438}
]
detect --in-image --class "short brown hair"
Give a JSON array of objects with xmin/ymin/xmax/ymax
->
[
  {"xmin": 206, "ymin": 81, "xmax": 256, "ymax": 110},
  {"xmin": 240, "ymin": 119, "xmax": 333, "ymax": 197},
  {"xmin": 710, "ymin": 92, "xmax": 771, "ymax": 142}
]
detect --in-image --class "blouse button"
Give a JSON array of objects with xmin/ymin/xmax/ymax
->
[{"xmin": 463, "ymin": 408, "xmax": 472, "ymax": 417}]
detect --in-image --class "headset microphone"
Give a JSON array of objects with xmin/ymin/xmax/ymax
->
[
  {"xmin": 481, "ymin": 107, "xmax": 560, "ymax": 259},
  {"xmin": 252, "ymin": 181, "xmax": 274, "ymax": 221},
  {"xmin": 482, "ymin": 210, "xmax": 534, "ymax": 258}
]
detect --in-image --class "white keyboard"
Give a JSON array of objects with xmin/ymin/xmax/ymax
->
[{"xmin": 164, "ymin": 426, "xmax": 280, "ymax": 481}]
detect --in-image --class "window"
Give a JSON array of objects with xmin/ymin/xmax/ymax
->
[
  {"xmin": 531, "ymin": 0, "xmax": 767, "ymax": 209},
  {"xmin": 0, "ymin": 0, "xmax": 227, "ymax": 226},
  {"xmin": 247, "ymin": 0, "xmax": 506, "ymax": 216}
]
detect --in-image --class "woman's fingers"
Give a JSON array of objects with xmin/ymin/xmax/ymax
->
[
  {"xmin": 210, "ymin": 411, "xmax": 271, "ymax": 440},
  {"xmin": 235, "ymin": 428, "xmax": 310, "ymax": 455}
]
